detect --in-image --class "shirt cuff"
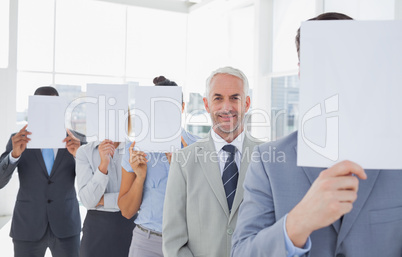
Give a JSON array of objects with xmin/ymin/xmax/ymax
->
[
  {"xmin": 283, "ymin": 214, "xmax": 312, "ymax": 257},
  {"xmin": 9, "ymin": 152, "xmax": 20, "ymax": 164}
]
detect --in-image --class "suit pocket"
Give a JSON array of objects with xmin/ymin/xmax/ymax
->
[{"xmin": 370, "ymin": 206, "xmax": 402, "ymax": 224}]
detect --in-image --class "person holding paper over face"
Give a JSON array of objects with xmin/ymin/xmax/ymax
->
[
  {"xmin": 0, "ymin": 86, "xmax": 85, "ymax": 257},
  {"xmin": 75, "ymin": 111, "xmax": 136, "ymax": 257},
  {"xmin": 231, "ymin": 12, "xmax": 402, "ymax": 257},
  {"xmin": 162, "ymin": 67, "xmax": 261, "ymax": 257},
  {"xmin": 118, "ymin": 76, "xmax": 199, "ymax": 257}
]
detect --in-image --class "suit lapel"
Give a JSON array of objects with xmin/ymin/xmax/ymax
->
[
  {"xmin": 34, "ymin": 149, "xmax": 49, "ymax": 177},
  {"xmin": 229, "ymin": 135, "xmax": 256, "ymax": 222},
  {"xmin": 50, "ymin": 149, "xmax": 67, "ymax": 177},
  {"xmin": 197, "ymin": 134, "xmax": 230, "ymax": 218},
  {"xmin": 336, "ymin": 169, "xmax": 380, "ymax": 248}
]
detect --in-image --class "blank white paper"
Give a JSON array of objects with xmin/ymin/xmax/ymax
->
[
  {"xmin": 297, "ymin": 20, "xmax": 402, "ymax": 169},
  {"xmin": 132, "ymin": 86, "xmax": 182, "ymax": 152},
  {"xmin": 27, "ymin": 95, "xmax": 67, "ymax": 149},
  {"xmin": 86, "ymin": 84, "xmax": 129, "ymax": 142}
]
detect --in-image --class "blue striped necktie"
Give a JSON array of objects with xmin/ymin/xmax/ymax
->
[
  {"xmin": 222, "ymin": 144, "xmax": 238, "ymax": 212},
  {"xmin": 42, "ymin": 149, "xmax": 54, "ymax": 176}
]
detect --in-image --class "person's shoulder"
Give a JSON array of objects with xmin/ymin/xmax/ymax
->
[
  {"xmin": 76, "ymin": 141, "xmax": 97, "ymax": 156},
  {"xmin": 257, "ymin": 130, "xmax": 298, "ymax": 152}
]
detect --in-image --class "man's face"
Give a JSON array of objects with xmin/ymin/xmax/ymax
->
[{"xmin": 203, "ymin": 73, "xmax": 250, "ymax": 137}]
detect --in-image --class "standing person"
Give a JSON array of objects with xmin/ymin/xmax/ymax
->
[
  {"xmin": 0, "ymin": 86, "xmax": 84, "ymax": 257},
  {"xmin": 230, "ymin": 12, "xmax": 401, "ymax": 257},
  {"xmin": 162, "ymin": 67, "xmax": 261, "ymax": 257},
  {"xmin": 75, "ymin": 113, "xmax": 136, "ymax": 257},
  {"xmin": 118, "ymin": 76, "xmax": 199, "ymax": 257}
]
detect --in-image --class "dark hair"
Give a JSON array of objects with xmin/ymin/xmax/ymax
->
[
  {"xmin": 153, "ymin": 76, "xmax": 183, "ymax": 103},
  {"xmin": 34, "ymin": 86, "xmax": 59, "ymax": 96},
  {"xmin": 295, "ymin": 12, "xmax": 353, "ymax": 59}
]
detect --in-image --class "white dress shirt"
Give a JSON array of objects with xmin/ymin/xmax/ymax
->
[
  {"xmin": 211, "ymin": 129, "xmax": 245, "ymax": 176},
  {"xmin": 75, "ymin": 141, "xmax": 124, "ymax": 212}
]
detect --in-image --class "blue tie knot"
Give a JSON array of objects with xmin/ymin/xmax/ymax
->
[{"xmin": 222, "ymin": 144, "xmax": 237, "ymax": 155}]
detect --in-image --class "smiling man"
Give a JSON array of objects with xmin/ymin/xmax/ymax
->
[{"xmin": 162, "ymin": 66, "xmax": 261, "ymax": 257}]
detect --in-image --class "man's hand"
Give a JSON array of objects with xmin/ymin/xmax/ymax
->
[
  {"xmin": 129, "ymin": 141, "xmax": 148, "ymax": 181},
  {"xmin": 98, "ymin": 140, "xmax": 115, "ymax": 174},
  {"xmin": 286, "ymin": 160, "xmax": 367, "ymax": 248},
  {"xmin": 63, "ymin": 129, "xmax": 81, "ymax": 157},
  {"xmin": 11, "ymin": 124, "xmax": 31, "ymax": 158}
]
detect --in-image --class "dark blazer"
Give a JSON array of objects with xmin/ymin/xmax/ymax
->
[{"xmin": 0, "ymin": 132, "xmax": 85, "ymax": 241}]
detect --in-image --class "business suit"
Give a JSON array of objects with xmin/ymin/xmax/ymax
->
[
  {"xmin": 0, "ymin": 132, "xmax": 84, "ymax": 256},
  {"xmin": 231, "ymin": 131, "xmax": 402, "ymax": 257},
  {"xmin": 163, "ymin": 131, "xmax": 261, "ymax": 257}
]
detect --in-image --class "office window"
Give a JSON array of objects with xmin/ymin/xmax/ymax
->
[
  {"xmin": 16, "ymin": 72, "xmax": 53, "ymax": 124},
  {"xmin": 55, "ymin": 0, "xmax": 126, "ymax": 76},
  {"xmin": 273, "ymin": 0, "xmax": 315, "ymax": 73},
  {"xmin": 324, "ymin": 0, "xmax": 395, "ymax": 20},
  {"xmin": 17, "ymin": 0, "xmax": 54, "ymax": 72},
  {"xmin": 126, "ymin": 6, "xmax": 187, "ymax": 80},
  {"xmin": 185, "ymin": 1, "xmax": 255, "ymax": 138},
  {"xmin": 0, "ymin": 0, "xmax": 9, "ymax": 68},
  {"xmin": 271, "ymin": 75, "xmax": 299, "ymax": 140}
]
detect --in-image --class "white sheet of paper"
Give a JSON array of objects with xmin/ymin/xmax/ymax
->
[
  {"xmin": 297, "ymin": 20, "xmax": 402, "ymax": 169},
  {"xmin": 27, "ymin": 96, "xmax": 67, "ymax": 149},
  {"xmin": 86, "ymin": 84, "xmax": 129, "ymax": 142},
  {"xmin": 132, "ymin": 86, "xmax": 182, "ymax": 152}
]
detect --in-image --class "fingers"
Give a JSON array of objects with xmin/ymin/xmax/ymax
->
[
  {"xmin": 336, "ymin": 190, "xmax": 358, "ymax": 203},
  {"xmin": 12, "ymin": 131, "xmax": 31, "ymax": 145},
  {"xmin": 99, "ymin": 143, "xmax": 115, "ymax": 156},
  {"xmin": 321, "ymin": 176, "xmax": 359, "ymax": 192},
  {"xmin": 321, "ymin": 160, "xmax": 367, "ymax": 180},
  {"xmin": 19, "ymin": 124, "xmax": 28, "ymax": 133},
  {"xmin": 63, "ymin": 129, "xmax": 79, "ymax": 143},
  {"xmin": 129, "ymin": 151, "xmax": 147, "ymax": 164}
]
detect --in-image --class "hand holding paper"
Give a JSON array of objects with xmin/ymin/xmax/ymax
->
[
  {"xmin": 11, "ymin": 124, "xmax": 31, "ymax": 158},
  {"xmin": 63, "ymin": 129, "xmax": 81, "ymax": 157}
]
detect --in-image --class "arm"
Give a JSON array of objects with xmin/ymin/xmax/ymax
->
[
  {"xmin": 75, "ymin": 144, "xmax": 110, "ymax": 209},
  {"xmin": 162, "ymin": 152, "xmax": 194, "ymax": 257},
  {"xmin": 0, "ymin": 125, "xmax": 31, "ymax": 189},
  {"xmin": 118, "ymin": 141, "xmax": 147, "ymax": 219},
  {"xmin": 231, "ymin": 145, "xmax": 289, "ymax": 257}
]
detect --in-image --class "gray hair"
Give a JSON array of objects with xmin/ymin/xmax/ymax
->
[{"xmin": 205, "ymin": 66, "xmax": 249, "ymax": 100}]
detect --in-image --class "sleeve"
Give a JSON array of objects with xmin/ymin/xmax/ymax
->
[
  {"xmin": 231, "ymin": 145, "xmax": 294, "ymax": 257},
  {"xmin": 0, "ymin": 135, "xmax": 18, "ymax": 189},
  {"xmin": 9, "ymin": 151, "xmax": 20, "ymax": 164},
  {"xmin": 162, "ymin": 152, "xmax": 194, "ymax": 257},
  {"xmin": 75, "ymin": 146, "xmax": 109, "ymax": 209},
  {"xmin": 103, "ymin": 191, "xmax": 119, "ymax": 210},
  {"xmin": 283, "ymin": 214, "xmax": 311, "ymax": 257}
]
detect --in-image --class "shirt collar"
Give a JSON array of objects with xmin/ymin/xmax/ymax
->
[{"xmin": 211, "ymin": 129, "xmax": 245, "ymax": 155}]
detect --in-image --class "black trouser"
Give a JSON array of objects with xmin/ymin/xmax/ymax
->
[
  {"xmin": 13, "ymin": 225, "xmax": 80, "ymax": 257},
  {"xmin": 80, "ymin": 210, "xmax": 135, "ymax": 257}
]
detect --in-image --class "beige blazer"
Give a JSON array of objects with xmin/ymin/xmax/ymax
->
[{"xmin": 163, "ymin": 131, "xmax": 261, "ymax": 257}]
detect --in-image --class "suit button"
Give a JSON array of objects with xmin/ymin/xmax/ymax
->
[
  {"xmin": 336, "ymin": 254, "xmax": 345, "ymax": 257},
  {"xmin": 48, "ymin": 180, "xmax": 52, "ymax": 184},
  {"xmin": 227, "ymin": 228, "xmax": 233, "ymax": 235},
  {"xmin": 47, "ymin": 200, "xmax": 52, "ymax": 203}
]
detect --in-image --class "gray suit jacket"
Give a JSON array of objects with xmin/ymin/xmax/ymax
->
[
  {"xmin": 163, "ymin": 131, "xmax": 261, "ymax": 257},
  {"xmin": 231, "ymin": 131, "xmax": 402, "ymax": 257},
  {"xmin": 0, "ymin": 132, "xmax": 85, "ymax": 241}
]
